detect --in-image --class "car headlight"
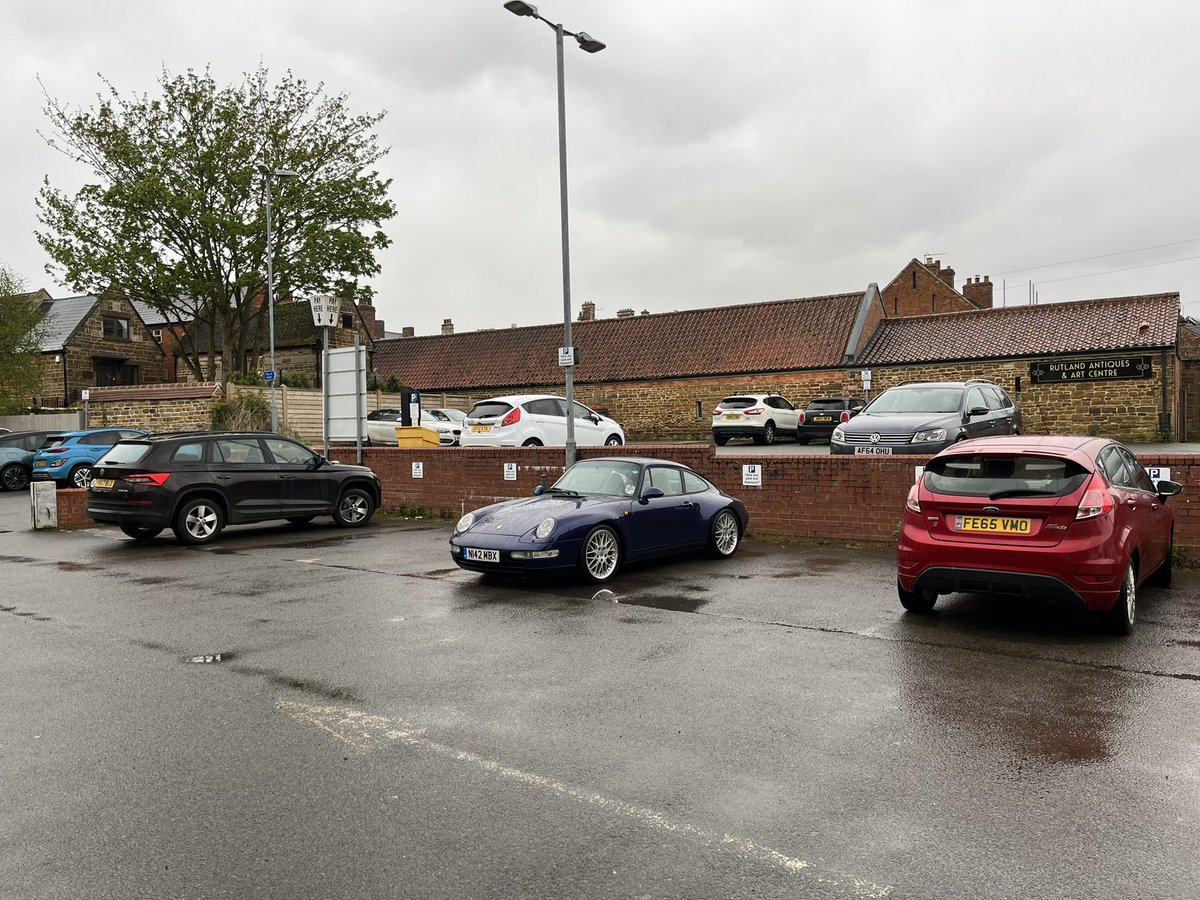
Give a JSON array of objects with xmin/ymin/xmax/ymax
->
[
  {"xmin": 535, "ymin": 517, "xmax": 557, "ymax": 540},
  {"xmin": 832, "ymin": 426, "xmax": 845, "ymax": 442},
  {"xmin": 455, "ymin": 512, "xmax": 475, "ymax": 533},
  {"xmin": 912, "ymin": 428, "xmax": 948, "ymax": 443}
]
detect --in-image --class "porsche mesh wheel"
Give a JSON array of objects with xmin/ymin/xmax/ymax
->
[{"xmin": 580, "ymin": 525, "xmax": 620, "ymax": 583}]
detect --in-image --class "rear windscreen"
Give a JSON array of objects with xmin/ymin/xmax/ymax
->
[
  {"xmin": 97, "ymin": 443, "xmax": 153, "ymax": 465},
  {"xmin": 806, "ymin": 399, "xmax": 846, "ymax": 411},
  {"xmin": 469, "ymin": 402, "xmax": 514, "ymax": 419},
  {"xmin": 925, "ymin": 454, "xmax": 1090, "ymax": 499},
  {"xmin": 719, "ymin": 397, "xmax": 757, "ymax": 409}
]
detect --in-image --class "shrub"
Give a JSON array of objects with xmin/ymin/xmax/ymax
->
[{"xmin": 211, "ymin": 390, "xmax": 271, "ymax": 431}]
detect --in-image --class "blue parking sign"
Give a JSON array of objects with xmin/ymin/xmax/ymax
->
[{"xmin": 263, "ymin": 370, "xmax": 276, "ymax": 382}]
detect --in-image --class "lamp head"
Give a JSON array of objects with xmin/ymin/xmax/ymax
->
[
  {"xmin": 504, "ymin": 1, "xmax": 537, "ymax": 15},
  {"xmin": 273, "ymin": 168, "xmax": 300, "ymax": 180},
  {"xmin": 575, "ymin": 32, "xmax": 606, "ymax": 53}
]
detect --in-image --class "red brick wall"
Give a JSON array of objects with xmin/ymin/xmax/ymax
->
[
  {"xmin": 882, "ymin": 260, "xmax": 976, "ymax": 317},
  {"xmin": 55, "ymin": 449, "xmax": 1200, "ymax": 557}
]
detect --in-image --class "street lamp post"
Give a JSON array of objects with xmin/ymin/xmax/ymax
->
[
  {"xmin": 258, "ymin": 163, "xmax": 299, "ymax": 432},
  {"xmin": 503, "ymin": 1, "xmax": 605, "ymax": 467}
]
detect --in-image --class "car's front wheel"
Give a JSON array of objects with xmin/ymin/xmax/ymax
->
[
  {"xmin": 707, "ymin": 509, "xmax": 741, "ymax": 558},
  {"xmin": 69, "ymin": 464, "xmax": 91, "ymax": 489},
  {"xmin": 333, "ymin": 487, "xmax": 375, "ymax": 528},
  {"xmin": 1, "ymin": 464, "xmax": 29, "ymax": 491},
  {"xmin": 579, "ymin": 524, "xmax": 620, "ymax": 583},
  {"xmin": 173, "ymin": 497, "xmax": 225, "ymax": 545},
  {"xmin": 1104, "ymin": 561, "xmax": 1137, "ymax": 634},
  {"xmin": 898, "ymin": 580, "xmax": 937, "ymax": 613},
  {"xmin": 604, "ymin": 434, "xmax": 623, "ymax": 446},
  {"xmin": 120, "ymin": 525, "xmax": 163, "ymax": 542}
]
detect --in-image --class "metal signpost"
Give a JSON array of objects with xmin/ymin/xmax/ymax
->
[{"xmin": 310, "ymin": 295, "xmax": 340, "ymax": 457}]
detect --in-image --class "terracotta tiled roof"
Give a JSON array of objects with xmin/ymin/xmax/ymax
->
[
  {"xmin": 856, "ymin": 293, "xmax": 1180, "ymax": 366},
  {"xmin": 373, "ymin": 293, "xmax": 866, "ymax": 391}
]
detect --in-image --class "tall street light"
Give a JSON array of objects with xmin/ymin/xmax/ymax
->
[
  {"xmin": 503, "ymin": 1, "xmax": 605, "ymax": 467},
  {"xmin": 258, "ymin": 163, "xmax": 299, "ymax": 432}
]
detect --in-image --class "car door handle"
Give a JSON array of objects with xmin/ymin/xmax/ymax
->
[
  {"xmin": 215, "ymin": 475, "xmax": 232, "ymax": 481},
  {"xmin": 280, "ymin": 475, "xmax": 295, "ymax": 480},
  {"xmin": 1125, "ymin": 498, "xmax": 1138, "ymax": 507}
]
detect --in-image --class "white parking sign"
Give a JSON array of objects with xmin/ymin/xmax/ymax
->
[
  {"xmin": 1147, "ymin": 466, "xmax": 1171, "ymax": 483},
  {"xmin": 412, "ymin": 462, "xmax": 424, "ymax": 479},
  {"xmin": 742, "ymin": 464, "xmax": 762, "ymax": 487},
  {"xmin": 504, "ymin": 462, "xmax": 517, "ymax": 481}
]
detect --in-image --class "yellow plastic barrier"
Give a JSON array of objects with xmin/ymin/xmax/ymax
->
[{"xmin": 393, "ymin": 426, "xmax": 441, "ymax": 448}]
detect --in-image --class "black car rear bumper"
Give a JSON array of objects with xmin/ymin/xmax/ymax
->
[{"xmin": 911, "ymin": 566, "xmax": 1088, "ymax": 608}]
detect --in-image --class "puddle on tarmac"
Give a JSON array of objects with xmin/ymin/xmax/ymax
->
[
  {"xmin": 205, "ymin": 547, "xmax": 243, "ymax": 555},
  {"xmin": 57, "ymin": 561, "xmax": 92, "ymax": 572},
  {"xmin": 616, "ymin": 594, "xmax": 709, "ymax": 613},
  {"xmin": 186, "ymin": 652, "xmax": 237, "ymax": 664},
  {"xmin": 133, "ymin": 576, "xmax": 177, "ymax": 586},
  {"xmin": 1174, "ymin": 640, "xmax": 1200, "ymax": 649}
]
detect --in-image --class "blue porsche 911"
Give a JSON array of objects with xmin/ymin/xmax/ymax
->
[{"xmin": 449, "ymin": 457, "xmax": 749, "ymax": 583}]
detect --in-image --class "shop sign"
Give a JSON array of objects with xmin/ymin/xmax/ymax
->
[{"xmin": 1028, "ymin": 356, "xmax": 1153, "ymax": 384}]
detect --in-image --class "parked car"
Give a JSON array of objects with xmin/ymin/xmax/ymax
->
[
  {"xmin": 430, "ymin": 408, "xmax": 466, "ymax": 424},
  {"xmin": 460, "ymin": 395, "xmax": 625, "ymax": 448},
  {"xmin": 366, "ymin": 409, "xmax": 461, "ymax": 446},
  {"xmin": 897, "ymin": 435, "xmax": 1181, "ymax": 633},
  {"xmin": 796, "ymin": 397, "xmax": 865, "ymax": 444},
  {"xmin": 711, "ymin": 393, "xmax": 799, "ymax": 445},
  {"xmin": 450, "ymin": 457, "xmax": 748, "ymax": 583},
  {"xmin": 86, "ymin": 431, "xmax": 381, "ymax": 545},
  {"xmin": 831, "ymin": 380, "xmax": 1020, "ymax": 455},
  {"xmin": 0, "ymin": 430, "xmax": 54, "ymax": 491},
  {"xmin": 31, "ymin": 427, "xmax": 148, "ymax": 488}
]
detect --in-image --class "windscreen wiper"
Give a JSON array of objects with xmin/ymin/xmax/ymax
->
[
  {"xmin": 988, "ymin": 489, "xmax": 1058, "ymax": 499},
  {"xmin": 548, "ymin": 487, "xmax": 583, "ymax": 497}
]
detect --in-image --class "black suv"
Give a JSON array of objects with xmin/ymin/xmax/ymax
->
[
  {"xmin": 829, "ymin": 380, "xmax": 1021, "ymax": 455},
  {"xmin": 87, "ymin": 432, "xmax": 382, "ymax": 544},
  {"xmin": 796, "ymin": 397, "xmax": 865, "ymax": 444}
]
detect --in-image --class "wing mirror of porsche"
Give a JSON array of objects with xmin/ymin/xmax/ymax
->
[{"xmin": 640, "ymin": 486, "xmax": 665, "ymax": 503}]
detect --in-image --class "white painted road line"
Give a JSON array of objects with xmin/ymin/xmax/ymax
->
[{"xmin": 277, "ymin": 699, "xmax": 894, "ymax": 898}]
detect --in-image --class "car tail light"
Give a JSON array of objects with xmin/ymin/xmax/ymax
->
[
  {"xmin": 44, "ymin": 448, "xmax": 68, "ymax": 454},
  {"xmin": 744, "ymin": 407, "xmax": 764, "ymax": 416},
  {"xmin": 905, "ymin": 483, "xmax": 921, "ymax": 513},
  {"xmin": 1075, "ymin": 473, "xmax": 1114, "ymax": 520},
  {"xmin": 839, "ymin": 410, "xmax": 852, "ymax": 423},
  {"xmin": 712, "ymin": 409, "xmax": 723, "ymax": 417},
  {"xmin": 500, "ymin": 408, "xmax": 522, "ymax": 427},
  {"xmin": 122, "ymin": 473, "xmax": 171, "ymax": 486},
  {"xmin": 797, "ymin": 412, "xmax": 807, "ymax": 425}
]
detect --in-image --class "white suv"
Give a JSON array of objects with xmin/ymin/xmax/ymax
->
[
  {"xmin": 460, "ymin": 395, "xmax": 625, "ymax": 448},
  {"xmin": 711, "ymin": 393, "xmax": 800, "ymax": 445}
]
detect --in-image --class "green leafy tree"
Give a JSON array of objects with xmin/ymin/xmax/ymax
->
[
  {"xmin": 0, "ymin": 266, "xmax": 45, "ymax": 414},
  {"xmin": 37, "ymin": 66, "xmax": 396, "ymax": 383}
]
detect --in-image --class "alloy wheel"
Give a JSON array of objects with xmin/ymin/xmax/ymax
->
[
  {"xmin": 339, "ymin": 493, "xmax": 368, "ymax": 524},
  {"xmin": 713, "ymin": 511, "xmax": 739, "ymax": 556},
  {"xmin": 185, "ymin": 503, "xmax": 220, "ymax": 541},
  {"xmin": 584, "ymin": 527, "xmax": 619, "ymax": 581}
]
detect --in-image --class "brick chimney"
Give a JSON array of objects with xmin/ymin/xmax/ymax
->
[
  {"xmin": 401, "ymin": 326, "xmax": 415, "ymax": 338},
  {"xmin": 441, "ymin": 318, "xmax": 454, "ymax": 336},
  {"xmin": 355, "ymin": 298, "xmax": 386, "ymax": 339},
  {"xmin": 578, "ymin": 301, "xmax": 596, "ymax": 321},
  {"xmin": 963, "ymin": 275, "xmax": 994, "ymax": 309},
  {"xmin": 616, "ymin": 308, "xmax": 635, "ymax": 318},
  {"xmin": 923, "ymin": 257, "xmax": 955, "ymax": 290}
]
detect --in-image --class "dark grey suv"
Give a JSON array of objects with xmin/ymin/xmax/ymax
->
[{"xmin": 829, "ymin": 380, "xmax": 1021, "ymax": 455}]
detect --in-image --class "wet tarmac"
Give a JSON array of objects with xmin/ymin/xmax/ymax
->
[{"xmin": 1, "ymin": 489, "xmax": 1199, "ymax": 899}]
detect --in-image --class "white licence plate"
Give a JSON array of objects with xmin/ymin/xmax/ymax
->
[
  {"xmin": 464, "ymin": 548, "xmax": 500, "ymax": 563},
  {"xmin": 90, "ymin": 478, "xmax": 115, "ymax": 489},
  {"xmin": 854, "ymin": 446, "xmax": 893, "ymax": 455}
]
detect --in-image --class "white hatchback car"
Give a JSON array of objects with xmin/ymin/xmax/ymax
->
[
  {"xmin": 711, "ymin": 392, "xmax": 800, "ymax": 445},
  {"xmin": 460, "ymin": 395, "xmax": 625, "ymax": 448}
]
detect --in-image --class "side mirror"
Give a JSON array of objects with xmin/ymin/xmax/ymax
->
[
  {"xmin": 640, "ymin": 486, "xmax": 664, "ymax": 503},
  {"xmin": 534, "ymin": 484, "xmax": 545, "ymax": 496},
  {"xmin": 850, "ymin": 406, "xmax": 863, "ymax": 415},
  {"xmin": 588, "ymin": 414, "xmax": 600, "ymax": 424},
  {"xmin": 1156, "ymin": 479, "xmax": 1183, "ymax": 498},
  {"xmin": 967, "ymin": 406, "xmax": 990, "ymax": 418}
]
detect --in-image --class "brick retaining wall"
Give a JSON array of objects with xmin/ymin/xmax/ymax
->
[{"xmin": 52, "ymin": 447, "xmax": 1200, "ymax": 557}]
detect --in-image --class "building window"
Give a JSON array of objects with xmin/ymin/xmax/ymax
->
[
  {"xmin": 342, "ymin": 313, "xmax": 353, "ymax": 330},
  {"xmin": 96, "ymin": 360, "xmax": 139, "ymax": 386},
  {"xmin": 911, "ymin": 271, "xmax": 917, "ymax": 289},
  {"xmin": 102, "ymin": 316, "xmax": 130, "ymax": 340}
]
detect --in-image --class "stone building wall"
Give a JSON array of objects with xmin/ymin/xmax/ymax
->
[
  {"xmin": 470, "ymin": 350, "xmax": 1173, "ymax": 443},
  {"xmin": 86, "ymin": 384, "xmax": 223, "ymax": 432},
  {"xmin": 59, "ymin": 295, "xmax": 167, "ymax": 405}
]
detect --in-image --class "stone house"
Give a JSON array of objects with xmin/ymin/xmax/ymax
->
[
  {"xmin": 33, "ymin": 292, "xmax": 167, "ymax": 409},
  {"xmin": 371, "ymin": 257, "xmax": 1187, "ymax": 443}
]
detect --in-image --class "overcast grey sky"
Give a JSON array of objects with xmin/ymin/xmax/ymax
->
[{"xmin": 3, "ymin": 0, "xmax": 1199, "ymax": 336}]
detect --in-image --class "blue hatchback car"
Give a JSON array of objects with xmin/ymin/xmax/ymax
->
[{"xmin": 31, "ymin": 427, "xmax": 148, "ymax": 488}]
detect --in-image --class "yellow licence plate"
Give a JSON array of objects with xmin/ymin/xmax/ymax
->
[
  {"xmin": 470, "ymin": 425, "xmax": 493, "ymax": 433},
  {"xmin": 954, "ymin": 515, "xmax": 1032, "ymax": 534},
  {"xmin": 36, "ymin": 460, "xmax": 46, "ymax": 467},
  {"xmin": 90, "ymin": 479, "xmax": 115, "ymax": 489},
  {"xmin": 723, "ymin": 414, "xmax": 742, "ymax": 420}
]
